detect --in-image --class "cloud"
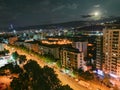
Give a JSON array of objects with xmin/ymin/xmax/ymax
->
[
  {"xmin": 52, "ymin": 5, "xmax": 65, "ymax": 12},
  {"xmin": 93, "ymin": 4, "xmax": 100, "ymax": 8},
  {"xmin": 67, "ymin": 3, "xmax": 78, "ymax": 9},
  {"xmin": 52, "ymin": 3, "xmax": 78, "ymax": 12}
]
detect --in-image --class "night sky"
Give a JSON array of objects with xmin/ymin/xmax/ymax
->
[{"xmin": 0, "ymin": 0, "xmax": 120, "ymax": 28}]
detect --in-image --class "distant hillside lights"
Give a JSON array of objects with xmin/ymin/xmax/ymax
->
[{"xmin": 41, "ymin": 39, "xmax": 72, "ymax": 45}]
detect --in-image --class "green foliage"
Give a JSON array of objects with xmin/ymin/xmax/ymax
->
[
  {"xmin": 42, "ymin": 66, "xmax": 61, "ymax": 90},
  {"xmin": 0, "ymin": 49, "xmax": 10, "ymax": 55},
  {"xmin": 0, "ymin": 69, "xmax": 6, "ymax": 76},
  {"xmin": 12, "ymin": 65, "xmax": 23, "ymax": 74},
  {"xmin": 78, "ymin": 68, "xmax": 94, "ymax": 80},
  {"xmin": 83, "ymin": 71, "xmax": 94, "ymax": 80},
  {"xmin": 4, "ymin": 49, "xmax": 10, "ymax": 54},
  {"xmin": 43, "ymin": 54, "xmax": 56, "ymax": 62},
  {"xmin": 10, "ymin": 77, "xmax": 22, "ymax": 90},
  {"xmin": 12, "ymin": 51, "xmax": 19, "ymax": 60},
  {"xmin": 56, "ymin": 85, "xmax": 73, "ymax": 90},
  {"xmin": 10, "ymin": 60, "xmax": 73, "ymax": 90},
  {"xmin": 56, "ymin": 60, "xmax": 62, "ymax": 68},
  {"xmin": 78, "ymin": 68, "xmax": 84, "ymax": 75},
  {"xmin": 0, "ymin": 63, "xmax": 23, "ymax": 75},
  {"xmin": 0, "ymin": 51, "xmax": 6, "ymax": 55},
  {"xmin": 19, "ymin": 55, "xmax": 27, "ymax": 64},
  {"xmin": 8, "ymin": 64, "xmax": 23, "ymax": 74},
  {"xmin": 8, "ymin": 45, "xmax": 72, "ymax": 90}
]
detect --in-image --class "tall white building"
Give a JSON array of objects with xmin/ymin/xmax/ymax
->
[
  {"xmin": 60, "ymin": 47, "xmax": 84, "ymax": 70},
  {"xmin": 103, "ymin": 29, "xmax": 120, "ymax": 76},
  {"xmin": 0, "ymin": 43, "xmax": 4, "ymax": 51},
  {"xmin": 72, "ymin": 41, "xmax": 88, "ymax": 57},
  {"xmin": 96, "ymin": 35, "xmax": 103, "ymax": 70}
]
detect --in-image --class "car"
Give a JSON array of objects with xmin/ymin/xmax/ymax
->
[
  {"xmin": 60, "ymin": 70, "xmax": 63, "ymax": 73},
  {"xmin": 75, "ymin": 78, "xmax": 79, "ymax": 81}
]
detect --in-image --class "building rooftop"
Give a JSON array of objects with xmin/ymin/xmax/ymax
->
[{"xmin": 62, "ymin": 47, "xmax": 80, "ymax": 53}]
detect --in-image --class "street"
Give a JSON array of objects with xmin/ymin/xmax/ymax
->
[{"xmin": 4, "ymin": 45, "xmax": 110, "ymax": 90}]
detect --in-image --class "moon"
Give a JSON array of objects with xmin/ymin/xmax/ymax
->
[
  {"xmin": 89, "ymin": 10, "xmax": 102, "ymax": 20},
  {"xmin": 93, "ymin": 11, "xmax": 102, "ymax": 20},
  {"xmin": 94, "ymin": 12, "xmax": 99, "ymax": 16}
]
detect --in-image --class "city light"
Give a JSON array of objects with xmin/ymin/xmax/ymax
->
[
  {"xmin": 97, "ymin": 70, "xmax": 104, "ymax": 76},
  {"xmin": 109, "ymin": 73, "xmax": 118, "ymax": 78},
  {"xmin": 41, "ymin": 38, "xmax": 72, "ymax": 45},
  {"xmin": 0, "ymin": 0, "xmax": 120, "ymax": 90},
  {"xmin": 0, "ymin": 56, "xmax": 10, "ymax": 68}
]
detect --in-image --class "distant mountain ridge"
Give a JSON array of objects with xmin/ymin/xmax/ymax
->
[
  {"xmin": 15, "ymin": 21, "xmax": 88, "ymax": 30},
  {"xmin": 8, "ymin": 16, "xmax": 120, "ymax": 31}
]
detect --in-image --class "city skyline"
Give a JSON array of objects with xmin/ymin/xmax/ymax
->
[
  {"xmin": 0, "ymin": 0, "xmax": 120, "ymax": 89},
  {"xmin": 0, "ymin": 24, "xmax": 119, "ymax": 90}
]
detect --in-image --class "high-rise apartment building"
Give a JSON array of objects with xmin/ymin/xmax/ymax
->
[
  {"xmin": 60, "ymin": 47, "xmax": 84, "ymax": 70},
  {"xmin": 96, "ymin": 35, "xmax": 103, "ymax": 70},
  {"xmin": 72, "ymin": 41, "xmax": 88, "ymax": 57},
  {"xmin": 103, "ymin": 29, "xmax": 120, "ymax": 76}
]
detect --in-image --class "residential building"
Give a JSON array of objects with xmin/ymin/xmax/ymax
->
[
  {"xmin": 24, "ymin": 42, "xmax": 39, "ymax": 53},
  {"xmin": 87, "ymin": 36, "xmax": 96, "ymax": 63},
  {"xmin": 39, "ymin": 45, "xmax": 60, "ymax": 59},
  {"xmin": 72, "ymin": 41, "xmax": 88, "ymax": 57},
  {"xmin": 103, "ymin": 29, "xmax": 120, "ymax": 76},
  {"xmin": 60, "ymin": 47, "xmax": 84, "ymax": 70},
  {"xmin": 15, "ymin": 41, "xmax": 39, "ymax": 53},
  {"xmin": 9, "ymin": 36, "xmax": 18, "ymax": 44},
  {"xmin": 41, "ymin": 37, "xmax": 72, "ymax": 45},
  {"xmin": 0, "ymin": 43, "xmax": 5, "ymax": 51},
  {"xmin": 96, "ymin": 35, "xmax": 103, "ymax": 70}
]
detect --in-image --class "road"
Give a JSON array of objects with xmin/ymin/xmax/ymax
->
[
  {"xmin": 4, "ymin": 45, "xmax": 110, "ymax": 90},
  {"xmin": 0, "ymin": 76, "xmax": 12, "ymax": 90}
]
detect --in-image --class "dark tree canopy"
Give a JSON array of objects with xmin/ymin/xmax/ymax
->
[
  {"xmin": 11, "ymin": 51, "xmax": 19, "ymax": 60},
  {"xmin": 19, "ymin": 55, "xmax": 27, "ymax": 64},
  {"xmin": 10, "ymin": 60, "xmax": 73, "ymax": 90}
]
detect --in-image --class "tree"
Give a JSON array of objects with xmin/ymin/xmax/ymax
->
[
  {"xmin": 11, "ymin": 51, "xmax": 19, "ymax": 60},
  {"xmin": 3, "ymin": 63, "xmax": 23, "ymax": 74},
  {"xmin": 19, "ymin": 55, "xmax": 27, "ymax": 64},
  {"xmin": 78, "ymin": 68, "xmax": 84, "ymax": 75},
  {"xmin": 10, "ymin": 75, "xmax": 29, "ymax": 90},
  {"xmin": 78, "ymin": 69, "xmax": 94, "ymax": 80},
  {"xmin": 4, "ymin": 49, "xmax": 9, "ymax": 55},
  {"xmin": 0, "ymin": 51, "xmax": 5, "ymax": 55},
  {"xmin": 11, "ymin": 65, "xmax": 23, "ymax": 74},
  {"xmin": 56, "ymin": 85, "xmax": 73, "ymax": 90},
  {"xmin": 10, "ymin": 60, "xmax": 73, "ymax": 90},
  {"xmin": 56, "ymin": 60, "xmax": 62, "ymax": 68},
  {"xmin": 102, "ymin": 74, "xmax": 110, "ymax": 86},
  {"xmin": 10, "ymin": 77, "xmax": 22, "ymax": 90},
  {"xmin": 23, "ymin": 60, "xmax": 41, "ymax": 74},
  {"xmin": 82, "ymin": 71, "xmax": 94, "ymax": 80},
  {"xmin": 43, "ymin": 54, "xmax": 56, "ymax": 62},
  {"xmin": 42, "ymin": 66, "xmax": 61, "ymax": 90}
]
